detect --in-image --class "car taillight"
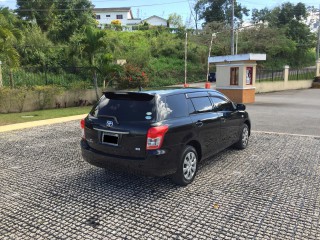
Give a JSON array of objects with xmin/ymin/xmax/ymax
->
[
  {"xmin": 146, "ymin": 125, "xmax": 169, "ymax": 150},
  {"xmin": 80, "ymin": 119, "xmax": 85, "ymax": 139}
]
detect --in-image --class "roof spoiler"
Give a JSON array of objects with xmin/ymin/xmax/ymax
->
[{"xmin": 103, "ymin": 91, "xmax": 154, "ymax": 101}]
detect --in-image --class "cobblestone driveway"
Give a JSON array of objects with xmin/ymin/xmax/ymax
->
[{"xmin": 1, "ymin": 121, "xmax": 320, "ymax": 240}]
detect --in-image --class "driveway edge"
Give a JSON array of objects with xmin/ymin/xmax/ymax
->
[{"xmin": 0, "ymin": 114, "xmax": 87, "ymax": 133}]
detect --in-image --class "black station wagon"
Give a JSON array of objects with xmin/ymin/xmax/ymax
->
[{"xmin": 80, "ymin": 88, "xmax": 251, "ymax": 185}]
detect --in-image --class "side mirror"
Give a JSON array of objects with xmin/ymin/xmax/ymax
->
[{"xmin": 236, "ymin": 103, "xmax": 246, "ymax": 111}]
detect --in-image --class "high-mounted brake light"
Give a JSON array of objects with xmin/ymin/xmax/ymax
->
[
  {"xmin": 80, "ymin": 119, "xmax": 85, "ymax": 139},
  {"xmin": 146, "ymin": 125, "xmax": 169, "ymax": 150}
]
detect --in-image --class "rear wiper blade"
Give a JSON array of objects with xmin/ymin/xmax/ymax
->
[{"xmin": 97, "ymin": 115, "xmax": 119, "ymax": 124}]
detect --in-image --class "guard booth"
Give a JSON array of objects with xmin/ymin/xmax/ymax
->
[{"xmin": 209, "ymin": 53, "xmax": 266, "ymax": 103}]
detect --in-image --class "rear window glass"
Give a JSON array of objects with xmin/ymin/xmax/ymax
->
[
  {"xmin": 190, "ymin": 97, "xmax": 212, "ymax": 113},
  {"xmin": 165, "ymin": 94, "xmax": 188, "ymax": 119},
  {"xmin": 92, "ymin": 94, "xmax": 155, "ymax": 122}
]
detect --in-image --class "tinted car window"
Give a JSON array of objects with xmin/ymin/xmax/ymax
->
[
  {"xmin": 187, "ymin": 99, "xmax": 195, "ymax": 114},
  {"xmin": 210, "ymin": 97, "xmax": 235, "ymax": 112},
  {"xmin": 92, "ymin": 96, "xmax": 155, "ymax": 122},
  {"xmin": 165, "ymin": 94, "xmax": 188, "ymax": 119},
  {"xmin": 191, "ymin": 97, "xmax": 212, "ymax": 113}
]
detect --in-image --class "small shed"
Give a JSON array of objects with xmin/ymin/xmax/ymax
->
[{"xmin": 209, "ymin": 53, "xmax": 266, "ymax": 103}]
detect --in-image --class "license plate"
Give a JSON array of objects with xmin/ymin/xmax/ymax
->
[{"xmin": 101, "ymin": 132, "xmax": 119, "ymax": 146}]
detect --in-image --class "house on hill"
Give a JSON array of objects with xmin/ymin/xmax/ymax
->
[
  {"xmin": 93, "ymin": 7, "xmax": 141, "ymax": 29},
  {"xmin": 93, "ymin": 7, "xmax": 168, "ymax": 30}
]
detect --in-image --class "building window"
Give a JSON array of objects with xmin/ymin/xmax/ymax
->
[
  {"xmin": 116, "ymin": 15, "xmax": 123, "ymax": 19},
  {"xmin": 95, "ymin": 15, "xmax": 101, "ymax": 20},
  {"xmin": 246, "ymin": 67, "xmax": 253, "ymax": 85},
  {"xmin": 106, "ymin": 15, "xmax": 110, "ymax": 17},
  {"xmin": 230, "ymin": 67, "xmax": 239, "ymax": 85}
]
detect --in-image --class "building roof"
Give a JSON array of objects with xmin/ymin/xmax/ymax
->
[
  {"xmin": 209, "ymin": 53, "xmax": 266, "ymax": 63},
  {"xmin": 143, "ymin": 15, "xmax": 167, "ymax": 22},
  {"xmin": 93, "ymin": 7, "xmax": 134, "ymax": 19},
  {"xmin": 93, "ymin": 8, "xmax": 131, "ymax": 12}
]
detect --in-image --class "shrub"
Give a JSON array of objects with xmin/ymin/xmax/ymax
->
[
  {"xmin": 0, "ymin": 87, "xmax": 29, "ymax": 113},
  {"xmin": 32, "ymin": 85, "xmax": 64, "ymax": 110},
  {"xmin": 116, "ymin": 64, "xmax": 148, "ymax": 90},
  {"xmin": 0, "ymin": 88, "xmax": 12, "ymax": 113}
]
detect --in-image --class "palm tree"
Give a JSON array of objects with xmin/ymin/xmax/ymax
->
[
  {"xmin": 79, "ymin": 26, "xmax": 107, "ymax": 100},
  {"xmin": 0, "ymin": 8, "xmax": 23, "ymax": 88}
]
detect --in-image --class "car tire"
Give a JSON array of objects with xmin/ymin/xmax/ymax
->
[
  {"xmin": 172, "ymin": 145, "xmax": 198, "ymax": 186},
  {"xmin": 235, "ymin": 124, "xmax": 249, "ymax": 150}
]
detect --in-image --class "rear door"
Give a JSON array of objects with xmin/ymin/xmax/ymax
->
[
  {"xmin": 187, "ymin": 93, "xmax": 221, "ymax": 159},
  {"xmin": 157, "ymin": 94, "xmax": 193, "ymax": 149},
  {"xmin": 85, "ymin": 92, "xmax": 156, "ymax": 158},
  {"xmin": 210, "ymin": 96, "xmax": 242, "ymax": 147}
]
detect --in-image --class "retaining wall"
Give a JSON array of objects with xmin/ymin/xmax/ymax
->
[{"xmin": 255, "ymin": 80, "xmax": 314, "ymax": 93}]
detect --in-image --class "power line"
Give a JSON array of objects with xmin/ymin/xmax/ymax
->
[{"xmin": 13, "ymin": 0, "xmax": 189, "ymax": 12}]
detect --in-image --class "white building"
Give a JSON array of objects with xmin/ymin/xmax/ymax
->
[
  {"xmin": 143, "ymin": 15, "xmax": 168, "ymax": 27},
  {"xmin": 93, "ymin": 7, "xmax": 141, "ymax": 29},
  {"xmin": 93, "ymin": 7, "xmax": 168, "ymax": 30}
]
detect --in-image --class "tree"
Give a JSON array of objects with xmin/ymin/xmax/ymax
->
[
  {"xmin": 98, "ymin": 53, "xmax": 123, "ymax": 89},
  {"xmin": 187, "ymin": 0, "xmax": 201, "ymax": 31},
  {"xmin": 74, "ymin": 26, "xmax": 107, "ymax": 100},
  {"xmin": 0, "ymin": 8, "xmax": 23, "ymax": 88},
  {"xmin": 48, "ymin": 0, "xmax": 95, "ymax": 42},
  {"xmin": 250, "ymin": 2, "xmax": 315, "ymax": 67},
  {"xmin": 16, "ymin": 0, "xmax": 95, "ymax": 42},
  {"xmin": 18, "ymin": 25, "xmax": 57, "ymax": 67},
  {"xmin": 251, "ymin": 2, "xmax": 308, "ymax": 27},
  {"xmin": 195, "ymin": 0, "xmax": 249, "ymax": 24},
  {"xmin": 168, "ymin": 13, "xmax": 184, "ymax": 28},
  {"xmin": 238, "ymin": 26, "xmax": 296, "ymax": 68},
  {"xmin": 16, "ymin": 0, "xmax": 55, "ymax": 32}
]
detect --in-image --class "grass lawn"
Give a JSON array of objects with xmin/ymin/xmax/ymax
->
[{"xmin": 0, "ymin": 106, "xmax": 92, "ymax": 126}]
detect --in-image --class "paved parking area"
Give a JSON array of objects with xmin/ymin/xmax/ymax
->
[
  {"xmin": 1, "ymin": 121, "xmax": 320, "ymax": 239},
  {"xmin": 247, "ymin": 89, "xmax": 320, "ymax": 136}
]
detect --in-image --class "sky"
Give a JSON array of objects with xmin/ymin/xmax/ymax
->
[{"xmin": 0, "ymin": 0, "xmax": 318, "ymax": 25}]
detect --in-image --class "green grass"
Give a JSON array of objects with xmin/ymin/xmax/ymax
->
[{"xmin": 0, "ymin": 106, "xmax": 92, "ymax": 126}]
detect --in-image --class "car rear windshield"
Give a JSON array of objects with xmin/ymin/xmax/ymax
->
[{"xmin": 92, "ymin": 92, "xmax": 156, "ymax": 122}]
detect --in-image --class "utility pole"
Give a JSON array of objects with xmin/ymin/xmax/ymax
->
[
  {"xmin": 231, "ymin": 0, "xmax": 235, "ymax": 55},
  {"xmin": 317, "ymin": 5, "xmax": 320, "ymax": 60},
  {"xmin": 235, "ymin": 29, "xmax": 238, "ymax": 55},
  {"xmin": 184, "ymin": 32, "xmax": 188, "ymax": 87},
  {"xmin": 207, "ymin": 33, "xmax": 216, "ymax": 81}
]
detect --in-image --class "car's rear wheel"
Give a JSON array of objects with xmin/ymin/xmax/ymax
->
[
  {"xmin": 235, "ymin": 124, "xmax": 249, "ymax": 149},
  {"xmin": 172, "ymin": 145, "xmax": 198, "ymax": 186}
]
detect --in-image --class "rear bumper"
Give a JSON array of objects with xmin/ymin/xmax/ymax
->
[{"xmin": 80, "ymin": 139, "xmax": 178, "ymax": 176}]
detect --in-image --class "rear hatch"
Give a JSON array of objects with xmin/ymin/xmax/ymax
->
[{"xmin": 85, "ymin": 92, "xmax": 156, "ymax": 158}]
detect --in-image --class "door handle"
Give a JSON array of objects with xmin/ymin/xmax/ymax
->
[{"xmin": 195, "ymin": 121, "xmax": 203, "ymax": 127}]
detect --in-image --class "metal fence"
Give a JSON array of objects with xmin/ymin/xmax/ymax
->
[
  {"xmin": 1, "ymin": 66, "xmax": 102, "ymax": 88},
  {"xmin": 256, "ymin": 68, "xmax": 284, "ymax": 82},
  {"xmin": 288, "ymin": 68, "xmax": 315, "ymax": 81},
  {"xmin": 256, "ymin": 67, "xmax": 316, "ymax": 82}
]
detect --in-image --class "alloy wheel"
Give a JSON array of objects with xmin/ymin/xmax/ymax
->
[
  {"xmin": 242, "ymin": 126, "xmax": 249, "ymax": 147},
  {"xmin": 183, "ymin": 152, "xmax": 197, "ymax": 180}
]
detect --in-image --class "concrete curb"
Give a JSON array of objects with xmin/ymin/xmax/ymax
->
[{"xmin": 0, "ymin": 114, "xmax": 87, "ymax": 133}]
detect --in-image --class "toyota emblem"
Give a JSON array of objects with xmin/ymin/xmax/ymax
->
[{"xmin": 106, "ymin": 120, "xmax": 113, "ymax": 127}]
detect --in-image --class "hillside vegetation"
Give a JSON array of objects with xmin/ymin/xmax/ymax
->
[{"xmin": 0, "ymin": 0, "xmax": 317, "ymax": 90}]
